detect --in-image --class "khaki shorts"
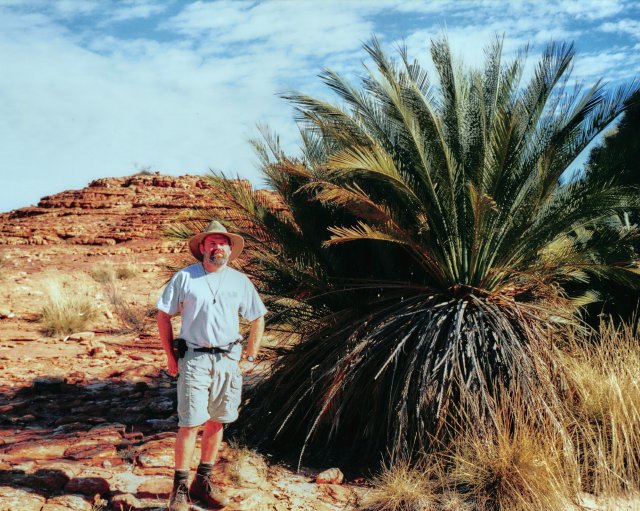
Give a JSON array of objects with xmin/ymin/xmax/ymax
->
[{"xmin": 177, "ymin": 350, "xmax": 242, "ymax": 427}]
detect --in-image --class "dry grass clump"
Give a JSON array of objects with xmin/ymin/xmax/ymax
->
[
  {"xmin": 90, "ymin": 260, "xmax": 139, "ymax": 283},
  {"xmin": 115, "ymin": 261, "xmax": 139, "ymax": 280},
  {"xmin": 363, "ymin": 459, "xmax": 442, "ymax": 511},
  {"xmin": 437, "ymin": 492, "xmax": 473, "ymax": 511},
  {"xmin": 104, "ymin": 281, "xmax": 152, "ymax": 334},
  {"xmin": 90, "ymin": 263, "xmax": 116, "ymax": 283},
  {"xmin": 38, "ymin": 278, "xmax": 99, "ymax": 336},
  {"xmin": 446, "ymin": 393, "xmax": 574, "ymax": 511},
  {"xmin": 558, "ymin": 320, "xmax": 640, "ymax": 496},
  {"xmin": 362, "ymin": 398, "xmax": 574, "ymax": 511},
  {"xmin": 361, "ymin": 319, "xmax": 640, "ymax": 511}
]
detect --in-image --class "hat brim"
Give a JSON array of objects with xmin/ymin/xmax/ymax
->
[{"xmin": 189, "ymin": 232, "xmax": 244, "ymax": 262}]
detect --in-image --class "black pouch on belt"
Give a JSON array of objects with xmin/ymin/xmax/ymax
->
[{"xmin": 173, "ymin": 338, "xmax": 188, "ymax": 359}]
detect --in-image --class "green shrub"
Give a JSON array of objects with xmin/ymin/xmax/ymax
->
[{"xmin": 208, "ymin": 37, "xmax": 640, "ymax": 467}]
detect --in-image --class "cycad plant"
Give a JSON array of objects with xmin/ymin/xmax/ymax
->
[{"xmin": 178, "ymin": 36, "xmax": 640, "ymax": 466}]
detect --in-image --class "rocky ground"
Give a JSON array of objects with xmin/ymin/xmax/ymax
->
[{"xmin": 0, "ymin": 239, "xmax": 361, "ymax": 510}]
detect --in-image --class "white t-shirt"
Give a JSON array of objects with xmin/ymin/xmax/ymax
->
[{"xmin": 156, "ymin": 263, "xmax": 267, "ymax": 355}]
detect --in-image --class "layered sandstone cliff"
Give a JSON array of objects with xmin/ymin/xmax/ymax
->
[{"xmin": 0, "ymin": 173, "xmax": 273, "ymax": 249}]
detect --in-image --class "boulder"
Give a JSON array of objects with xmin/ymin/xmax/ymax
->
[
  {"xmin": 67, "ymin": 332, "xmax": 95, "ymax": 341},
  {"xmin": 2, "ymin": 438, "xmax": 69, "ymax": 460},
  {"xmin": 135, "ymin": 438, "xmax": 175, "ymax": 468},
  {"xmin": 319, "ymin": 483, "xmax": 354, "ymax": 504},
  {"xmin": 63, "ymin": 442, "xmax": 117, "ymax": 460},
  {"xmin": 316, "ymin": 467, "xmax": 344, "ymax": 485}
]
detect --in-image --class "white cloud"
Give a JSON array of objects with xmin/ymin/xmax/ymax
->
[
  {"xmin": 601, "ymin": 18, "xmax": 640, "ymax": 38},
  {"xmin": 572, "ymin": 47, "xmax": 640, "ymax": 82},
  {"xmin": 389, "ymin": 0, "xmax": 624, "ymax": 21},
  {"xmin": 0, "ymin": 5, "xmax": 314, "ymax": 211},
  {"xmin": 543, "ymin": 0, "xmax": 624, "ymax": 20},
  {"xmin": 108, "ymin": 1, "xmax": 167, "ymax": 23},
  {"xmin": 0, "ymin": 0, "xmax": 637, "ymax": 213},
  {"xmin": 165, "ymin": 0, "xmax": 376, "ymax": 59},
  {"xmin": 50, "ymin": 0, "xmax": 100, "ymax": 17}
]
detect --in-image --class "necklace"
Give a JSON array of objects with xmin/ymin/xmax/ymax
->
[{"xmin": 201, "ymin": 264, "xmax": 228, "ymax": 305}]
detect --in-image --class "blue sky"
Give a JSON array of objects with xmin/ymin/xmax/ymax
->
[{"xmin": 1, "ymin": 0, "xmax": 639, "ymax": 213}]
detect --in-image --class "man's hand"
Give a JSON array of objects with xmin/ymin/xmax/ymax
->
[{"xmin": 166, "ymin": 352, "xmax": 179, "ymax": 377}]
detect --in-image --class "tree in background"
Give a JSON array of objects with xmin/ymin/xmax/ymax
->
[
  {"xmin": 579, "ymin": 90, "xmax": 640, "ymax": 323},
  {"xmin": 586, "ymin": 89, "xmax": 640, "ymax": 212},
  {"xmin": 174, "ymin": 37, "xmax": 640, "ymax": 467}
]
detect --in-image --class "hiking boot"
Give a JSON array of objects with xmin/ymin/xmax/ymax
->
[
  {"xmin": 168, "ymin": 481, "xmax": 190, "ymax": 511},
  {"xmin": 190, "ymin": 472, "xmax": 230, "ymax": 508}
]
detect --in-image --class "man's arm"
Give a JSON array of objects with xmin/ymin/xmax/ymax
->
[
  {"xmin": 157, "ymin": 310, "xmax": 178, "ymax": 376},
  {"xmin": 243, "ymin": 315, "xmax": 265, "ymax": 360}
]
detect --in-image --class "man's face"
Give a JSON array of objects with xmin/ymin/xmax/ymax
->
[{"xmin": 201, "ymin": 234, "xmax": 231, "ymax": 266}]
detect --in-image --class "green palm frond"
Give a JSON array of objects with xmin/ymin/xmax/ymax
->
[{"xmin": 324, "ymin": 221, "xmax": 407, "ymax": 247}]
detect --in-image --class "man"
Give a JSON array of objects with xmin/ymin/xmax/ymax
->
[{"xmin": 157, "ymin": 220, "xmax": 267, "ymax": 510}]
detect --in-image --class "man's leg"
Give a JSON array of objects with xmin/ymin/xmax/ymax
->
[
  {"xmin": 175, "ymin": 425, "xmax": 200, "ymax": 469},
  {"xmin": 200, "ymin": 420, "xmax": 223, "ymax": 463},
  {"xmin": 169, "ymin": 425, "xmax": 200, "ymax": 511},
  {"xmin": 170, "ymin": 350, "xmax": 214, "ymax": 510},
  {"xmin": 190, "ymin": 356, "xmax": 236, "ymax": 508},
  {"xmin": 191, "ymin": 421, "xmax": 229, "ymax": 507}
]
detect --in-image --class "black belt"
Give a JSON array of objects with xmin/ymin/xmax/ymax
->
[
  {"xmin": 193, "ymin": 346, "xmax": 228, "ymax": 354},
  {"xmin": 174, "ymin": 338, "xmax": 235, "ymax": 359}
]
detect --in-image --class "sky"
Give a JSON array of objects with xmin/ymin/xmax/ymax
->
[{"xmin": 1, "ymin": 0, "xmax": 639, "ymax": 213}]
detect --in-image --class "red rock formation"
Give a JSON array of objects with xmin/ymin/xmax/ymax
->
[{"xmin": 0, "ymin": 173, "xmax": 278, "ymax": 250}]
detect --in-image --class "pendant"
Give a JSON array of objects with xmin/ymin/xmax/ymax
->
[{"xmin": 212, "ymin": 298, "xmax": 216, "ymax": 305}]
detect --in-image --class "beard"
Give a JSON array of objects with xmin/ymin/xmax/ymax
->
[{"xmin": 207, "ymin": 251, "xmax": 229, "ymax": 266}]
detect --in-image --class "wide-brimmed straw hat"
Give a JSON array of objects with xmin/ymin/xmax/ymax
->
[{"xmin": 188, "ymin": 221, "xmax": 244, "ymax": 262}]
